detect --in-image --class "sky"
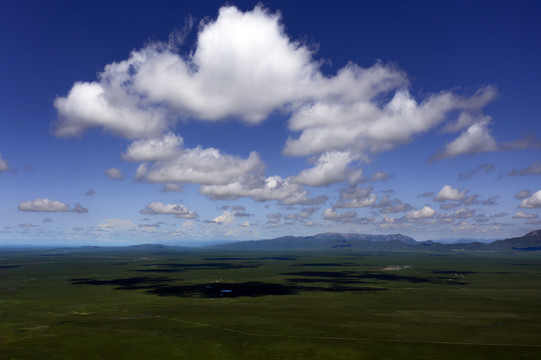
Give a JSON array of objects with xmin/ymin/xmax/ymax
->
[{"xmin": 1, "ymin": 0, "xmax": 540, "ymax": 246}]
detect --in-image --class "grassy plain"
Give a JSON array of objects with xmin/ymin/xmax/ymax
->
[{"xmin": 1, "ymin": 247, "xmax": 540, "ymax": 359}]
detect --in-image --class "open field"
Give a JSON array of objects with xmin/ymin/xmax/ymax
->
[{"xmin": 1, "ymin": 248, "xmax": 540, "ymax": 359}]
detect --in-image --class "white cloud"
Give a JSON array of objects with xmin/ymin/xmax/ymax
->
[
  {"xmin": 0, "ymin": 153, "xmax": 9, "ymax": 172},
  {"xmin": 135, "ymin": 6, "xmax": 317, "ymax": 123},
  {"xmin": 96, "ymin": 218, "xmax": 136, "ymax": 230},
  {"xmin": 519, "ymin": 190, "xmax": 541, "ymax": 208},
  {"xmin": 372, "ymin": 196, "xmax": 412, "ymax": 213},
  {"xmin": 239, "ymin": 220, "xmax": 250, "ymax": 228},
  {"xmin": 334, "ymin": 187, "xmax": 377, "ymax": 208},
  {"xmin": 323, "ymin": 208, "xmax": 358, "ymax": 223},
  {"xmin": 513, "ymin": 211, "xmax": 538, "ymax": 219},
  {"xmin": 54, "ymin": 5, "xmax": 317, "ymax": 137},
  {"xmin": 18, "ymin": 198, "xmax": 71, "ymax": 212},
  {"xmin": 442, "ymin": 113, "xmax": 488, "ymax": 133},
  {"xmin": 162, "ymin": 183, "xmax": 183, "ymax": 192},
  {"xmin": 138, "ymin": 148, "xmax": 263, "ymax": 185},
  {"xmin": 432, "ymin": 118, "xmax": 498, "ymax": 160},
  {"xmin": 434, "ymin": 185, "xmax": 466, "ymax": 202},
  {"xmin": 181, "ymin": 220, "xmax": 195, "ymax": 229},
  {"xmin": 54, "ymin": 5, "xmax": 507, "ymax": 170},
  {"xmin": 515, "ymin": 189, "xmax": 531, "ymax": 199},
  {"xmin": 54, "ymin": 80, "xmax": 167, "ymax": 139},
  {"xmin": 292, "ymin": 151, "xmax": 355, "ymax": 186},
  {"xmin": 122, "ymin": 132, "xmax": 184, "ymax": 162},
  {"xmin": 213, "ymin": 211, "xmax": 235, "ymax": 225},
  {"xmin": 452, "ymin": 208, "xmax": 476, "ymax": 219},
  {"xmin": 140, "ymin": 201, "xmax": 198, "ymax": 219},
  {"xmin": 284, "ymin": 86, "xmax": 497, "ymax": 160},
  {"xmin": 199, "ymin": 174, "xmax": 320, "ymax": 205},
  {"xmin": 105, "ymin": 168, "xmax": 125, "ymax": 180},
  {"xmin": 406, "ymin": 206, "xmax": 436, "ymax": 219}
]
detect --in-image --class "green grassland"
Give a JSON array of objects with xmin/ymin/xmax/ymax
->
[{"xmin": 1, "ymin": 248, "xmax": 540, "ymax": 359}]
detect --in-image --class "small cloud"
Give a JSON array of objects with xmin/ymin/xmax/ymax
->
[
  {"xmin": 481, "ymin": 196, "xmax": 498, "ymax": 206},
  {"xmin": 162, "ymin": 183, "xmax": 183, "ymax": 192},
  {"xmin": 461, "ymin": 195, "xmax": 479, "ymax": 206},
  {"xmin": 0, "ymin": 153, "xmax": 9, "ymax": 172},
  {"xmin": 369, "ymin": 171, "xmax": 391, "ymax": 182},
  {"xmin": 292, "ymin": 151, "xmax": 356, "ymax": 187},
  {"xmin": 122, "ymin": 133, "xmax": 184, "ymax": 162},
  {"xmin": 85, "ymin": 189, "xmax": 96, "ymax": 196},
  {"xmin": 182, "ymin": 220, "xmax": 195, "ymax": 229},
  {"xmin": 239, "ymin": 221, "xmax": 250, "ymax": 228},
  {"xmin": 418, "ymin": 192, "xmax": 434, "ymax": 198},
  {"xmin": 458, "ymin": 163, "xmax": 495, "ymax": 180},
  {"xmin": 372, "ymin": 196, "xmax": 411, "ymax": 213},
  {"xmin": 105, "ymin": 168, "xmax": 125, "ymax": 180},
  {"xmin": 19, "ymin": 223, "xmax": 37, "ymax": 228},
  {"xmin": 453, "ymin": 208, "xmax": 476, "ymax": 219},
  {"xmin": 440, "ymin": 202, "xmax": 460, "ymax": 210},
  {"xmin": 43, "ymin": 218, "xmax": 54, "ymax": 223},
  {"xmin": 18, "ymin": 198, "xmax": 71, "ymax": 212},
  {"xmin": 140, "ymin": 201, "xmax": 197, "ymax": 219},
  {"xmin": 231, "ymin": 205, "xmax": 246, "ymax": 211},
  {"xmin": 515, "ymin": 189, "xmax": 531, "ymax": 200},
  {"xmin": 213, "ymin": 211, "xmax": 235, "ymax": 225},
  {"xmin": 234, "ymin": 212, "xmax": 252, "ymax": 218},
  {"xmin": 434, "ymin": 185, "xmax": 466, "ymax": 202},
  {"xmin": 406, "ymin": 206, "xmax": 436, "ymax": 220},
  {"xmin": 323, "ymin": 208, "xmax": 358, "ymax": 223},
  {"xmin": 519, "ymin": 190, "xmax": 541, "ymax": 208},
  {"xmin": 72, "ymin": 203, "xmax": 89, "ymax": 213},
  {"xmin": 431, "ymin": 118, "xmax": 498, "ymax": 161},
  {"xmin": 507, "ymin": 160, "xmax": 541, "ymax": 177},
  {"xmin": 512, "ymin": 211, "xmax": 538, "ymax": 219},
  {"xmin": 334, "ymin": 187, "xmax": 376, "ymax": 209},
  {"xmin": 97, "ymin": 218, "xmax": 136, "ymax": 230},
  {"xmin": 267, "ymin": 213, "xmax": 282, "ymax": 224}
]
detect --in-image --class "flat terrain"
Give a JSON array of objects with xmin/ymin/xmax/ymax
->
[{"xmin": 1, "ymin": 248, "xmax": 540, "ymax": 359}]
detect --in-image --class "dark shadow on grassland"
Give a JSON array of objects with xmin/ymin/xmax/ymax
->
[
  {"xmin": 71, "ymin": 276, "xmax": 174, "ymax": 290},
  {"xmin": 282, "ymin": 271, "xmax": 358, "ymax": 278},
  {"xmin": 147, "ymin": 282, "xmax": 386, "ymax": 298},
  {"xmin": 286, "ymin": 278, "xmax": 367, "ymax": 285},
  {"xmin": 0, "ymin": 265, "xmax": 21, "ymax": 268},
  {"xmin": 70, "ymin": 277, "xmax": 385, "ymax": 298},
  {"xmin": 201, "ymin": 256, "xmax": 297, "ymax": 261},
  {"xmin": 256, "ymin": 256, "xmax": 297, "ymax": 261},
  {"xmin": 293, "ymin": 263, "xmax": 356, "ymax": 267},
  {"xmin": 140, "ymin": 262, "xmax": 261, "ymax": 270},
  {"xmin": 202, "ymin": 257, "xmax": 255, "ymax": 260},
  {"xmin": 431, "ymin": 270, "xmax": 477, "ymax": 274},
  {"xmin": 282, "ymin": 271, "xmax": 469, "ymax": 285},
  {"xmin": 132, "ymin": 268, "xmax": 182, "ymax": 273}
]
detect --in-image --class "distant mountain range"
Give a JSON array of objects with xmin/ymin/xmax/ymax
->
[
  {"xmin": 4, "ymin": 230, "xmax": 540, "ymax": 253},
  {"xmin": 210, "ymin": 230, "xmax": 541, "ymax": 252}
]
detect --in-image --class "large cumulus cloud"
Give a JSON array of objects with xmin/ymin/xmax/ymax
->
[{"xmin": 53, "ymin": 4, "xmax": 530, "ymax": 202}]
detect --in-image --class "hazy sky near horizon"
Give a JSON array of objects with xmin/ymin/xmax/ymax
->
[{"xmin": 1, "ymin": 0, "xmax": 540, "ymax": 245}]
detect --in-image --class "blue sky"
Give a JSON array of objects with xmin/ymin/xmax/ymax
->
[{"xmin": 1, "ymin": 1, "xmax": 540, "ymax": 246}]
